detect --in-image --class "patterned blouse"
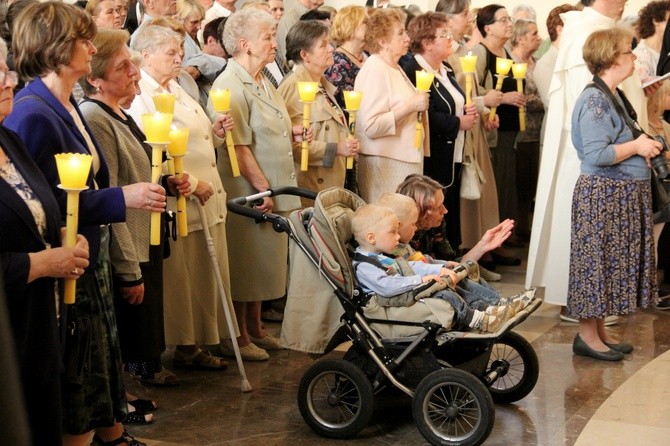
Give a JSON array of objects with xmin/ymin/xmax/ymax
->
[
  {"xmin": 324, "ymin": 50, "xmax": 361, "ymax": 111},
  {"xmin": 0, "ymin": 159, "xmax": 47, "ymax": 241}
]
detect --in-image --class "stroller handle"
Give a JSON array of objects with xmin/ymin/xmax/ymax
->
[{"xmin": 226, "ymin": 186, "xmax": 317, "ymax": 230}]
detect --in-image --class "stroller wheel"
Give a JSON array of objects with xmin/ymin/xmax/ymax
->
[
  {"xmin": 487, "ymin": 331, "xmax": 539, "ymax": 404},
  {"xmin": 412, "ymin": 369, "xmax": 494, "ymax": 446},
  {"xmin": 297, "ymin": 358, "xmax": 374, "ymax": 439}
]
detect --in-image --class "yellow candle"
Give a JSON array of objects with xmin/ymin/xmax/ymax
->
[
  {"xmin": 142, "ymin": 112, "xmax": 173, "ymax": 143},
  {"xmin": 489, "ymin": 58, "xmax": 513, "ymax": 121},
  {"xmin": 495, "ymin": 57, "xmax": 514, "ymax": 76},
  {"xmin": 297, "ymin": 82, "xmax": 319, "ymax": 171},
  {"xmin": 511, "ymin": 62, "xmax": 527, "ymax": 79},
  {"xmin": 55, "ymin": 153, "xmax": 92, "ymax": 304},
  {"xmin": 343, "ymin": 91, "xmax": 362, "ymax": 169},
  {"xmin": 459, "ymin": 52, "xmax": 477, "ymax": 74},
  {"xmin": 152, "ymin": 93, "xmax": 175, "ymax": 114},
  {"xmin": 210, "ymin": 88, "xmax": 231, "ymax": 112},
  {"xmin": 149, "ymin": 142, "xmax": 164, "ymax": 245},
  {"xmin": 168, "ymin": 128, "xmax": 190, "ymax": 237},
  {"xmin": 415, "ymin": 70, "xmax": 435, "ymax": 92},
  {"xmin": 343, "ymin": 90, "xmax": 363, "ymax": 111},
  {"xmin": 55, "ymin": 153, "xmax": 93, "ymax": 189},
  {"xmin": 512, "ymin": 63, "xmax": 527, "ymax": 132},
  {"xmin": 167, "ymin": 127, "xmax": 189, "ymax": 156}
]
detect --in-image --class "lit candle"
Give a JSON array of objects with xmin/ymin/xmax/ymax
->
[
  {"xmin": 152, "ymin": 93, "xmax": 175, "ymax": 114},
  {"xmin": 142, "ymin": 112, "xmax": 173, "ymax": 143},
  {"xmin": 209, "ymin": 88, "xmax": 240, "ymax": 177},
  {"xmin": 512, "ymin": 63, "xmax": 527, "ymax": 131},
  {"xmin": 489, "ymin": 57, "xmax": 513, "ymax": 121},
  {"xmin": 297, "ymin": 81, "xmax": 319, "ymax": 171},
  {"xmin": 459, "ymin": 52, "xmax": 477, "ymax": 106},
  {"xmin": 142, "ymin": 112, "xmax": 173, "ymax": 245},
  {"xmin": 414, "ymin": 71, "xmax": 435, "ymax": 150},
  {"xmin": 55, "ymin": 153, "xmax": 93, "ymax": 304},
  {"xmin": 168, "ymin": 127, "xmax": 190, "ymax": 237},
  {"xmin": 343, "ymin": 90, "xmax": 363, "ymax": 170}
]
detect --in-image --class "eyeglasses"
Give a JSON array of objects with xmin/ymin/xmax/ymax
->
[
  {"xmin": 0, "ymin": 71, "xmax": 18, "ymax": 86},
  {"xmin": 435, "ymin": 31, "xmax": 453, "ymax": 40},
  {"xmin": 494, "ymin": 16, "xmax": 512, "ymax": 24}
]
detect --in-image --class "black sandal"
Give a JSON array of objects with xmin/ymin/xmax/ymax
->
[
  {"xmin": 127, "ymin": 398, "xmax": 157, "ymax": 412},
  {"xmin": 124, "ymin": 411, "xmax": 154, "ymax": 425},
  {"xmin": 92, "ymin": 430, "xmax": 147, "ymax": 446}
]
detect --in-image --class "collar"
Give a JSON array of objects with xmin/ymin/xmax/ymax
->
[{"xmin": 414, "ymin": 54, "xmax": 448, "ymax": 79}]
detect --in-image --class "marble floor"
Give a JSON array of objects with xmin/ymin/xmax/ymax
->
[{"xmin": 125, "ymin": 247, "xmax": 670, "ymax": 446}]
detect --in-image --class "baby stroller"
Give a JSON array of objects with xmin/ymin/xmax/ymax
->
[{"xmin": 227, "ymin": 186, "xmax": 542, "ymax": 446}]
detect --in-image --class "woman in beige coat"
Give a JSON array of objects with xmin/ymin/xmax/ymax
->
[
  {"xmin": 128, "ymin": 24, "xmax": 236, "ymax": 369},
  {"xmin": 278, "ymin": 20, "xmax": 359, "ymax": 206},
  {"xmin": 212, "ymin": 8, "xmax": 306, "ymax": 361}
]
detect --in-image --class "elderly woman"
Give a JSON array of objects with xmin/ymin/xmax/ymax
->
[
  {"xmin": 353, "ymin": 8, "xmax": 429, "ymax": 203},
  {"xmin": 6, "ymin": 3, "xmax": 166, "ymax": 445},
  {"xmin": 212, "ymin": 8, "xmax": 304, "ymax": 361},
  {"xmin": 86, "ymin": 0, "xmax": 123, "ymax": 30},
  {"xmin": 568, "ymin": 27, "xmax": 662, "ymax": 361},
  {"xmin": 79, "ymin": 29, "xmax": 191, "ymax": 393},
  {"xmin": 278, "ymin": 20, "xmax": 358, "ymax": 205},
  {"xmin": 176, "ymin": 0, "xmax": 205, "ymax": 44},
  {"xmin": 397, "ymin": 174, "xmax": 513, "ymax": 267},
  {"xmin": 127, "ymin": 24, "xmax": 235, "ymax": 370},
  {"xmin": 636, "ymin": 1, "xmax": 670, "ymax": 81},
  {"xmin": 404, "ymin": 11, "xmax": 477, "ymax": 253},
  {"xmin": 510, "ymin": 19, "xmax": 543, "ymax": 242},
  {"xmin": 116, "ymin": 0, "xmax": 129, "ymax": 28},
  {"xmin": 0, "ymin": 40, "xmax": 90, "ymax": 445},
  {"xmin": 471, "ymin": 5, "xmax": 526, "ymax": 248}
]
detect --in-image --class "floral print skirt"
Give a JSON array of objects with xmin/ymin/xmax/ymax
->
[{"xmin": 567, "ymin": 174, "xmax": 658, "ymax": 319}]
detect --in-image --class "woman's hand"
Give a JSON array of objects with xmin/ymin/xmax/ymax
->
[
  {"xmin": 501, "ymin": 91, "xmax": 526, "ymax": 107},
  {"xmin": 408, "ymin": 92, "xmax": 429, "ymax": 112},
  {"xmin": 336, "ymin": 137, "xmax": 360, "ymax": 157},
  {"xmin": 213, "ymin": 113, "xmax": 234, "ymax": 138},
  {"xmin": 292, "ymin": 125, "xmax": 313, "ymax": 144},
  {"xmin": 27, "ymin": 236, "xmax": 90, "ymax": 282},
  {"xmin": 483, "ymin": 113, "xmax": 500, "ymax": 131},
  {"xmin": 120, "ymin": 283, "xmax": 144, "ymax": 305},
  {"xmin": 636, "ymin": 135, "xmax": 663, "ymax": 165},
  {"xmin": 422, "ymin": 274, "xmax": 444, "ymax": 284},
  {"xmin": 462, "ymin": 219, "xmax": 514, "ymax": 262},
  {"xmin": 167, "ymin": 172, "xmax": 191, "ymax": 197},
  {"xmin": 459, "ymin": 104, "xmax": 478, "ymax": 131},
  {"xmin": 254, "ymin": 196, "xmax": 274, "ymax": 213},
  {"xmin": 193, "ymin": 181, "xmax": 214, "ymax": 205},
  {"xmin": 122, "ymin": 183, "xmax": 167, "ymax": 212},
  {"xmin": 482, "ymin": 89, "xmax": 503, "ymax": 108}
]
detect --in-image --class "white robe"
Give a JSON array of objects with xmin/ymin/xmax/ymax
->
[{"xmin": 525, "ymin": 7, "xmax": 648, "ymax": 306}]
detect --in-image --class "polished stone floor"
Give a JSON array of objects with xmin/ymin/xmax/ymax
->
[{"xmin": 124, "ymin": 247, "xmax": 670, "ymax": 446}]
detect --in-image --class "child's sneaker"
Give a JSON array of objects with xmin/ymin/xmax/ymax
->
[
  {"xmin": 485, "ymin": 303, "xmax": 516, "ymax": 317},
  {"xmin": 480, "ymin": 306, "xmax": 514, "ymax": 333}
]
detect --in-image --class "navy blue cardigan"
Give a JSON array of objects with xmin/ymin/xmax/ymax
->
[{"xmin": 4, "ymin": 77, "xmax": 126, "ymax": 268}]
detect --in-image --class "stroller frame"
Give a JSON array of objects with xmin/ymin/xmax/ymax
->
[{"xmin": 228, "ymin": 186, "xmax": 542, "ymax": 446}]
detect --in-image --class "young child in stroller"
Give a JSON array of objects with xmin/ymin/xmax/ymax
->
[
  {"xmin": 377, "ymin": 193, "xmax": 533, "ymax": 312},
  {"xmin": 351, "ymin": 203, "xmax": 526, "ymax": 333}
]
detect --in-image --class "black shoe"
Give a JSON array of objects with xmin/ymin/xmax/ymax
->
[
  {"xmin": 604, "ymin": 341, "xmax": 634, "ymax": 354},
  {"xmin": 572, "ymin": 334, "xmax": 623, "ymax": 361},
  {"xmin": 479, "ymin": 259, "xmax": 496, "ymax": 271},
  {"xmin": 491, "ymin": 252, "xmax": 522, "ymax": 266}
]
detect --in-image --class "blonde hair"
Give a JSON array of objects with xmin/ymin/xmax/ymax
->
[
  {"xmin": 351, "ymin": 203, "xmax": 395, "ymax": 245},
  {"xmin": 79, "ymin": 28, "xmax": 130, "ymax": 95},
  {"xmin": 377, "ymin": 193, "xmax": 418, "ymax": 224},
  {"xmin": 176, "ymin": 0, "xmax": 205, "ymax": 22},
  {"xmin": 330, "ymin": 5, "xmax": 366, "ymax": 46},
  {"xmin": 583, "ymin": 26, "xmax": 633, "ymax": 76}
]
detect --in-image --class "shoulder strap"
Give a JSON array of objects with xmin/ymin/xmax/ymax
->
[{"xmin": 585, "ymin": 76, "xmax": 645, "ymax": 138}]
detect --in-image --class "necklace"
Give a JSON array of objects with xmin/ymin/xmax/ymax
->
[{"xmin": 338, "ymin": 45, "xmax": 363, "ymax": 65}]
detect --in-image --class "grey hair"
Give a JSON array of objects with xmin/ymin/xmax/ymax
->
[
  {"xmin": 0, "ymin": 38, "xmax": 7, "ymax": 60},
  {"xmin": 222, "ymin": 8, "xmax": 275, "ymax": 57},
  {"xmin": 435, "ymin": 0, "xmax": 470, "ymax": 16},
  {"xmin": 286, "ymin": 20, "xmax": 329, "ymax": 64},
  {"xmin": 511, "ymin": 4, "xmax": 536, "ymax": 21},
  {"xmin": 130, "ymin": 23, "xmax": 182, "ymax": 54},
  {"xmin": 510, "ymin": 18, "xmax": 535, "ymax": 47}
]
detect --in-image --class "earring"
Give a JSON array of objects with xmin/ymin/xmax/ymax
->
[{"xmin": 247, "ymin": 49, "xmax": 251, "ymax": 55}]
